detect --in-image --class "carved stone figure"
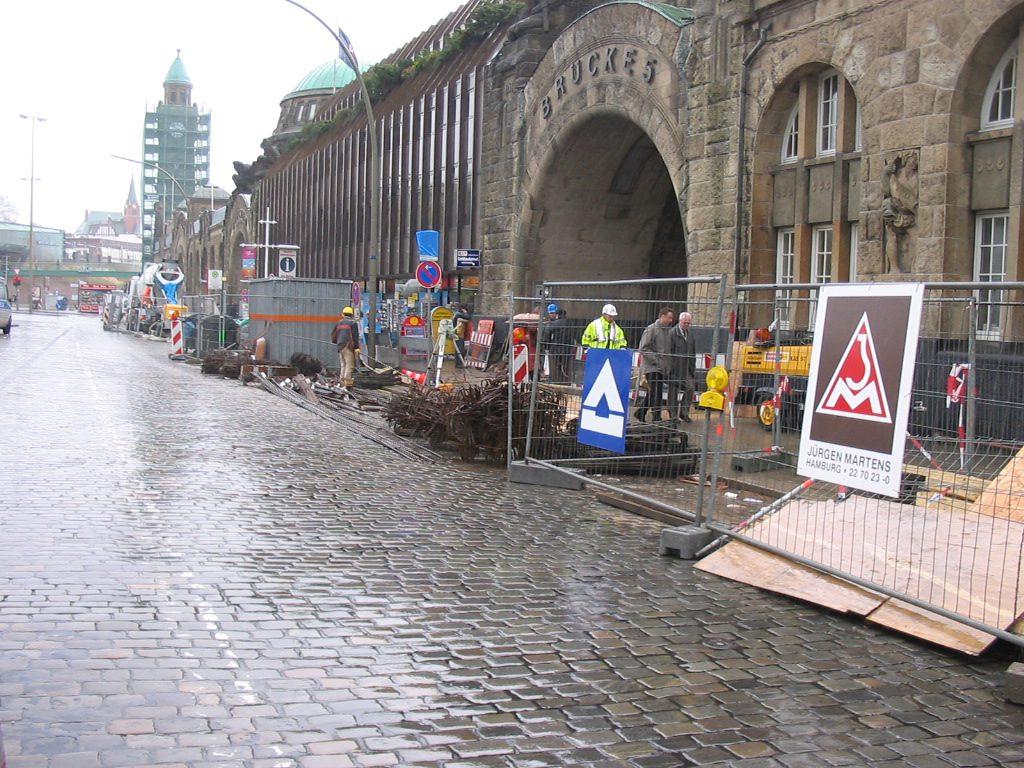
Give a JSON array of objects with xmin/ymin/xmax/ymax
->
[{"xmin": 881, "ymin": 151, "xmax": 919, "ymax": 273}]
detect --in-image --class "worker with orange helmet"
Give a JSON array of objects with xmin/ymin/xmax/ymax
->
[{"xmin": 331, "ymin": 306, "xmax": 360, "ymax": 386}]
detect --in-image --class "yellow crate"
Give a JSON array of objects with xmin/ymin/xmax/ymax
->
[{"xmin": 739, "ymin": 345, "xmax": 811, "ymax": 376}]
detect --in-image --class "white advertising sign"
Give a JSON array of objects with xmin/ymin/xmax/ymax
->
[{"xmin": 797, "ymin": 283, "xmax": 924, "ymax": 497}]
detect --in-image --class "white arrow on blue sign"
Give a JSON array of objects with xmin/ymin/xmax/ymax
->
[{"xmin": 578, "ymin": 348, "xmax": 632, "ymax": 453}]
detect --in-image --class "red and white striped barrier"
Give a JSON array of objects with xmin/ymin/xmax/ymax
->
[
  {"xmin": 512, "ymin": 343, "xmax": 530, "ymax": 384},
  {"xmin": 401, "ymin": 368, "xmax": 428, "ymax": 385},
  {"xmin": 169, "ymin": 317, "xmax": 184, "ymax": 356},
  {"xmin": 465, "ymin": 330, "xmax": 494, "ymax": 369}
]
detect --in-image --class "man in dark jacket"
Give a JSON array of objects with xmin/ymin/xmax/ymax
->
[
  {"xmin": 637, "ymin": 306, "xmax": 675, "ymax": 422},
  {"xmin": 542, "ymin": 303, "xmax": 572, "ymax": 383},
  {"xmin": 331, "ymin": 306, "xmax": 360, "ymax": 386},
  {"xmin": 669, "ymin": 311, "xmax": 696, "ymax": 422}
]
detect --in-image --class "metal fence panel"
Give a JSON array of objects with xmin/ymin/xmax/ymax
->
[
  {"xmin": 511, "ymin": 276, "xmax": 730, "ymax": 517},
  {"xmin": 710, "ymin": 281, "xmax": 1024, "ymax": 646},
  {"xmin": 246, "ymin": 278, "xmax": 353, "ymax": 369}
]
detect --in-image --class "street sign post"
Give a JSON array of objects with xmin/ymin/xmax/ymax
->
[
  {"xmin": 797, "ymin": 283, "xmax": 924, "ymax": 497},
  {"xmin": 416, "ymin": 260, "xmax": 442, "ymax": 289},
  {"xmin": 208, "ymin": 269, "xmax": 223, "ymax": 291}
]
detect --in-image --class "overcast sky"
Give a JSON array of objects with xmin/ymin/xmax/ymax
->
[{"xmin": 1, "ymin": 0, "xmax": 468, "ymax": 232}]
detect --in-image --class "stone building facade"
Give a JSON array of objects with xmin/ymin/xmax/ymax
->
[
  {"xmin": 480, "ymin": 0, "xmax": 1024, "ymax": 336},
  {"xmin": 197, "ymin": 0, "xmax": 1024, "ymax": 338}
]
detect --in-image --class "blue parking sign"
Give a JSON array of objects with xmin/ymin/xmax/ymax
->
[{"xmin": 578, "ymin": 348, "xmax": 632, "ymax": 453}]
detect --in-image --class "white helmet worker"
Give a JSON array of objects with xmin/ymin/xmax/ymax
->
[{"xmin": 602, "ymin": 303, "xmax": 618, "ymax": 317}]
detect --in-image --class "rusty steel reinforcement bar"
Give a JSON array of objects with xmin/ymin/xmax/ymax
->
[
  {"xmin": 524, "ymin": 457, "xmax": 696, "ymax": 522},
  {"xmin": 706, "ymin": 519, "xmax": 1024, "ymax": 649},
  {"xmin": 257, "ymin": 374, "xmax": 441, "ymax": 462}
]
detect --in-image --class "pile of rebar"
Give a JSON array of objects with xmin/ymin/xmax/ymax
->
[
  {"xmin": 385, "ymin": 378, "xmax": 565, "ymax": 463},
  {"xmin": 201, "ymin": 349, "xmax": 245, "ymax": 379}
]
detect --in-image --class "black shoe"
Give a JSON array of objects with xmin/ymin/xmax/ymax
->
[{"xmin": 682, "ymin": 414, "xmax": 692, "ymax": 423}]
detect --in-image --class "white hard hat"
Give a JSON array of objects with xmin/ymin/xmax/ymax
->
[{"xmin": 602, "ymin": 303, "xmax": 618, "ymax": 316}]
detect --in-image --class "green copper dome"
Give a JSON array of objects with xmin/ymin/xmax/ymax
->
[
  {"xmin": 286, "ymin": 59, "xmax": 357, "ymax": 99},
  {"xmin": 165, "ymin": 50, "xmax": 191, "ymax": 85}
]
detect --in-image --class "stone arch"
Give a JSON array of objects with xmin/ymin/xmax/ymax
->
[{"xmin": 481, "ymin": 1, "xmax": 691, "ymax": 312}]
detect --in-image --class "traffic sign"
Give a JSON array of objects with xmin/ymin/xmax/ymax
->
[
  {"xmin": 416, "ymin": 260, "xmax": 442, "ymax": 289},
  {"xmin": 455, "ymin": 248, "xmax": 481, "ymax": 269},
  {"xmin": 578, "ymin": 348, "xmax": 633, "ymax": 454},
  {"xmin": 279, "ymin": 248, "xmax": 297, "ymax": 277}
]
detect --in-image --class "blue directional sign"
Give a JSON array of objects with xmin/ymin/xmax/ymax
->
[
  {"xmin": 455, "ymin": 248, "xmax": 481, "ymax": 269},
  {"xmin": 416, "ymin": 230, "xmax": 440, "ymax": 262},
  {"xmin": 578, "ymin": 348, "xmax": 632, "ymax": 453}
]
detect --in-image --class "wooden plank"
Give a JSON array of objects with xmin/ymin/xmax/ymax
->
[
  {"xmin": 699, "ymin": 495, "xmax": 1024, "ymax": 655},
  {"xmin": 904, "ymin": 464, "xmax": 985, "ymax": 502},
  {"xmin": 866, "ymin": 600, "xmax": 994, "ymax": 656},
  {"xmin": 696, "ymin": 541, "xmax": 885, "ymax": 616}
]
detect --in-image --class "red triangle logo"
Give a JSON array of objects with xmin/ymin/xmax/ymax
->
[{"xmin": 816, "ymin": 313, "xmax": 892, "ymax": 423}]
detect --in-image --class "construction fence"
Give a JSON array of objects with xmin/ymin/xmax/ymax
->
[
  {"xmin": 179, "ymin": 293, "xmax": 247, "ymax": 358},
  {"xmin": 512, "ymin": 278, "xmax": 1024, "ymax": 651}
]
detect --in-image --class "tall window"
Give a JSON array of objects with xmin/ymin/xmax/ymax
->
[
  {"xmin": 975, "ymin": 213, "xmax": 1009, "ymax": 337},
  {"xmin": 983, "ymin": 42, "xmax": 1018, "ymax": 130},
  {"xmin": 818, "ymin": 73, "xmax": 839, "ymax": 156},
  {"xmin": 811, "ymin": 226, "xmax": 833, "ymax": 284},
  {"xmin": 776, "ymin": 229, "xmax": 795, "ymax": 327},
  {"xmin": 782, "ymin": 106, "xmax": 799, "ymax": 163},
  {"xmin": 848, "ymin": 222, "xmax": 859, "ymax": 282},
  {"xmin": 854, "ymin": 103, "xmax": 862, "ymax": 152}
]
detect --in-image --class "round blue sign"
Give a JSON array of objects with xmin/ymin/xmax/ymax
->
[
  {"xmin": 279, "ymin": 256, "xmax": 297, "ymax": 274},
  {"xmin": 416, "ymin": 260, "xmax": 442, "ymax": 289}
]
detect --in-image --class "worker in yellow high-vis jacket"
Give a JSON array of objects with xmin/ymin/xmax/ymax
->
[{"xmin": 581, "ymin": 303, "xmax": 628, "ymax": 349}]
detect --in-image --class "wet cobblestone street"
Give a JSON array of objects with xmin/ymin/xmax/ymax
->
[{"xmin": 3, "ymin": 313, "xmax": 1024, "ymax": 767}]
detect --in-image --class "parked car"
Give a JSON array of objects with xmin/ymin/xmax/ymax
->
[{"xmin": 0, "ymin": 299, "xmax": 12, "ymax": 335}]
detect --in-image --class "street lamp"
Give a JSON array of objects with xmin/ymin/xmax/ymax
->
[
  {"xmin": 111, "ymin": 154, "xmax": 190, "ymax": 257},
  {"xmin": 20, "ymin": 114, "xmax": 46, "ymax": 312},
  {"xmin": 282, "ymin": 0, "xmax": 381, "ymax": 360}
]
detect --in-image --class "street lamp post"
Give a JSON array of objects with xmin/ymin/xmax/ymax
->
[
  {"xmin": 282, "ymin": 0, "xmax": 381, "ymax": 360},
  {"xmin": 20, "ymin": 114, "xmax": 46, "ymax": 312}
]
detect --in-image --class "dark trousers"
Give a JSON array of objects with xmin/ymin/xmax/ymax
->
[
  {"xmin": 637, "ymin": 372, "xmax": 667, "ymax": 422},
  {"xmin": 667, "ymin": 376, "xmax": 695, "ymax": 420}
]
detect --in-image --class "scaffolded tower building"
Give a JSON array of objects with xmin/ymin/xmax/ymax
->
[{"xmin": 141, "ymin": 51, "xmax": 210, "ymax": 260}]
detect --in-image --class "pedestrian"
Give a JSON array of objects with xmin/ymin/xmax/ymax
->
[
  {"xmin": 637, "ymin": 306, "xmax": 675, "ymax": 422},
  {"xmin": 669, "ymin": 311, "xmax": 696, "ymax": 422},
  {"xmin": 541, "ymin": 303, "xmax": 572, "ymax": 383},
  {"xmin": 581, "ymin": 303, "xmax": 627, "ymax": 349},
  {"xmin": 331, "ymin": 306, "xmax": 360, "ymax": 386},
  {"xmin": 452, "ymin": 303, "xmax": 471, "ymax": 367}
]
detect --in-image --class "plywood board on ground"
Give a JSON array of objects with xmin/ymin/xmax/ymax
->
[
  {"xmin": 970, "ymin": 445, "xmax": 1024, "ymax": 523},
  {"xmin": 697, "ymin": 541, "xmax": 884, "ymax": 615},
  {"xmin": 698, "ymin": 495, "xmax": 1024, "ymax": 655}
]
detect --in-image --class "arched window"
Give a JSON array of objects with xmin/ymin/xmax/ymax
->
[
  {"xmin": 982, "ymin": 41, "xmax": 1018, "ymax": 130},
  {"xmin": 781, "ymin": 105, "xmax": 799, "ymax": 163}
]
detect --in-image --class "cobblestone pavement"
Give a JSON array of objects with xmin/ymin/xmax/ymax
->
[{"xmin": 2, "ymin": 312, "xmax": 1024, "ymax": 768}]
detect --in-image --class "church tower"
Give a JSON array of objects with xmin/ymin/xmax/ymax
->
[{"xmin": 123, "ymin": 179, "xmax": 140, "ymax": 235}]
